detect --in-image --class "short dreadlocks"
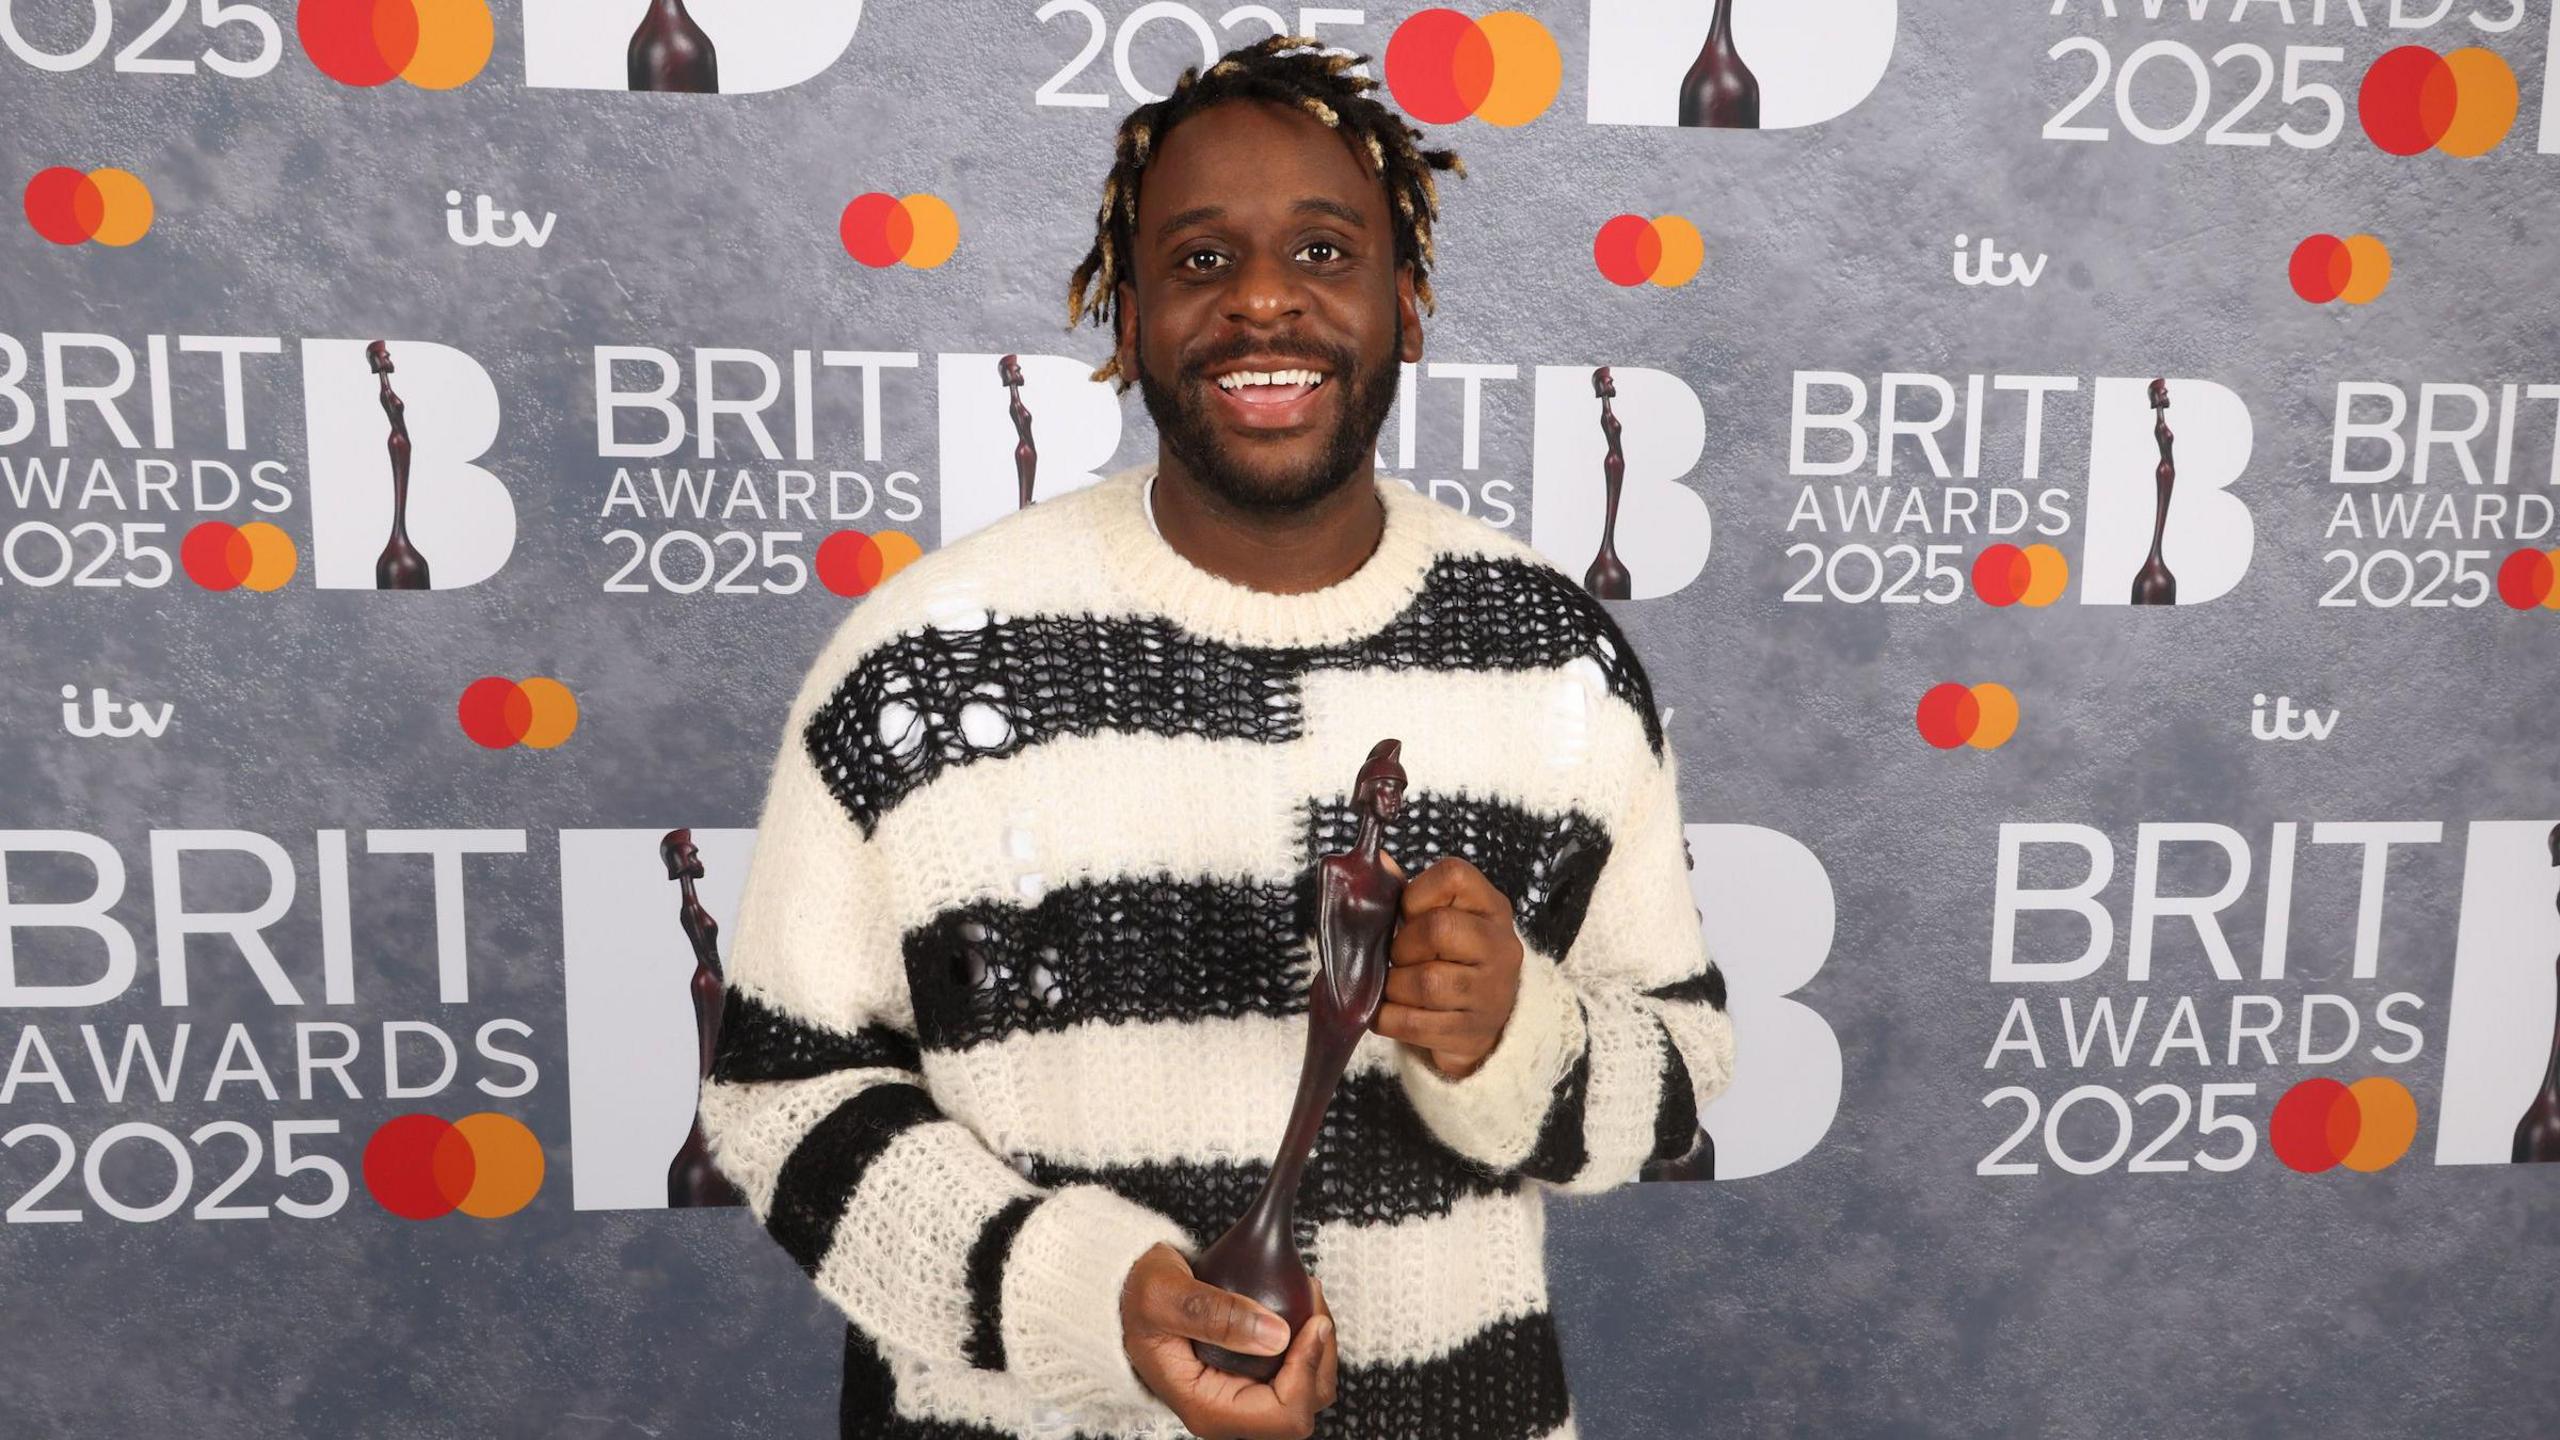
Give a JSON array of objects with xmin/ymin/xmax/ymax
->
[{"xmin": 1066, "ymin": 33, "xmax": 1466, "ymax": 389}]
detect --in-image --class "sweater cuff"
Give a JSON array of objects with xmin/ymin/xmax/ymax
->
[
  {"xmin": 1393, "ymin": 929, "xmax": 1587, "ymax": 1171},
  {"xmin": 998, "ymin": 1183, "xmax": 1194, "ymax": 1426}
]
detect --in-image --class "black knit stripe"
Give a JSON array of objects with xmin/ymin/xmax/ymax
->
[
  {"xmin": 1304, "ymin": 791, "xmax": 1613, "ymax": 972},
  {"xmin": 960, "ymin": 1195, "xmax": 1041, "ymax": 1371},
  {"xmin": 839, "ymin": 1324, "xmax": 1122, "ymax": 1440},
  {"xmin": 1323, "ymin": 1310, "xmax": 1574, "ymax": 1440},
  {"xmin": 1644, "ymin": 962, "xmax": 1728, "ymax": 1012},
  {"xmin": 768, "ymin": 1084, "xmax": 940, "ymax": 1273},
  {"xmin": 710, "ymin": 989, "xmax": 922, "ymax": 1083},
  {"xmin": 836, "ymin": 1310, "xmax": 1571, "ymax": 1440},
  {"xmin": 1516, "ymin": 999, "xmax": 1592, "ymax": 1185},
  {"xmin": 1020, "ymin": 1072, "xmax": 1515, "ymax": 1243},
  {"xmin": 803, "ymin": 555, "xmax": 1654, "ymax": 837},
  {"xmin": 1648, "ymin": 1013, "xmax": 1702, "ymax": 1164},
  {"xmin": 905, "ymin": 875, "xmax": 1312, "ymax": 1052}
]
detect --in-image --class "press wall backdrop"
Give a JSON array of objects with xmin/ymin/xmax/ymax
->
[{"xmin": 4, "ymin": 1, "xmax": 2559, "ymax": 1435}]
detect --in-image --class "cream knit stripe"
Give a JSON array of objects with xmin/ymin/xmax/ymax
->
[
  {"xmin": 1309, "ymin": 1190, "xmax": 1551, "ymax": 1368},
  {"xmin": 849, "ymin": 665, "xmax": 1655, "ymax": 938},
  {"xmin": 696, "ymin": 1067, "xmax": 894, "ymax": 1217},
  {"xmin": 804, "ymin": 1120, "xmax": 1045, "ymax": 1380},
  {"xmin": 723, "ymin": 740, "xmax": 918, "ymax": 1039},
  {"xmin": 998, "ymin": 1184, "xmax": 1195, "ymax": 1428}
]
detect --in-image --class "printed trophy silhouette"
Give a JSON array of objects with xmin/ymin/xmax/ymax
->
[
  {"xmin": 2511, "ymin": 822, "xmax": 2560, "ymax": 1163},
  {"xmin": 1190, "ymin": 738, "xmax": 1409, "ymax": 1380},
  {"xmin": 662, "ymin": 828, "xmax": 744, "ymax": 1207},
  {"xmin": 1000, "ymin": 353, "xmax": 1037, "ymax": 509},
  {"xmin": 629, "ymin": 0, "xmax": 719, "ymax": 92},
  {"xmin": 2130, "ymin": 377, "xmax": 2179, "ymax": 605},
  {"xmin": 1677, "ymin": 0, "xmax": 1760, "ymax": 129},
  {"xmin": 368, "ymin": 341, "xmax": 431, "ymax": 590},
  {"xmin": 1583, "ymin": 366, "xmax": 1632, "ymax": 600}
]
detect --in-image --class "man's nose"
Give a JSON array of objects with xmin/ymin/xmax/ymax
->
[{"xmin": 1223, "ymin": 247, "xmax": 1310, "ymax": 328}]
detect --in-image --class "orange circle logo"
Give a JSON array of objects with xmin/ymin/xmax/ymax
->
[
  {"xmin": 2494, "ymin": 547, "xmax": 2560, "ymax": 610},
  {"xmin": 457, "ymin": 676, "xmax": 580, "ymax": 749},
  {"xmin": 1970, "ymin": 544, "xmax": 2068, "ymax": 608},
  {"xmin": 297, "ymin": 0, "xmax": 493, "ymax": 90},
  {"xmin": 814, "ymin": 528, "xmax": 924, "ymax": 596},
  {"xmin": 362, "ymin": 1112, "xmax": 544, "ymax": 1219},
  {"xmin": 2269, "ymin": 1076, "xmax": 2417, "ymax": 1173},
  {"xmin": 1593, "ymin": 214, "xmax": 1704, "ymax": 288},
  {"xmin": 2288, "ymin": 233, "xmax": 2391, "ymax": 305},
  {"xmin": 1917, "ymin": 682, "xmax": 2019, "ymax": 751},
  {"xmin": 23, "ymin": 168, "xmax": 152, "ymax": 247},
  {"xmin": 2358, "ymin": 45, "xmax": 2516, "ymax": 157},
  {"xmin": 1383, "ymin": 9, "xmax": 1560, "ymax": 127},
  {"xmin": 840, "ymin": 193, "xmax": 960, "ymax": 269},
  {"xmin": 179, "ymin": 521, "xmax": 299, "ymax": 592}
]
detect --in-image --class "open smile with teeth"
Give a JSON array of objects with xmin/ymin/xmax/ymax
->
[{"xmin": 1212, "ymin": 367, "xmax": 1329, "ymax": 405}]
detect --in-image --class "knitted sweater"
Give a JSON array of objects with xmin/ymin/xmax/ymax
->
[{"xmin": 698, "ymin": 463, "xmax": 1734, "ymax": 1440}]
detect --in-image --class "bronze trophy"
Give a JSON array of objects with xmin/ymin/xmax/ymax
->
[
  {"xmin": 1191, "ymin": 739, "xmax": 1408, "ymax": 1379},
  {"xmin": 662, "ymin": 827, "xmax": 744, "ymax": 1207},
  {"xmin": 2130, "ymin": 377, "xmax": 2178, "ymax": 605},
  {"xmin": 368, "ymin": 340, "xmax": 431, "ymax": 590},
  {"xmin": 2511, "ymin": 822, "xmax": 2560, "ymax": 1163},
  {"xmin": 1000, "ymin": 353, "xmax": 1037, "ymax": 509},
  {"xmin": 1676, "ymin": 0, "xmax": 1760, "ymax": 129},
  {"xmin": 1582, "ymin": 366, "xmax": 1632, "ymax": 601},
  {"xmin": 629, "ymin": 0, "xmax": 719, "ymax": 92}
]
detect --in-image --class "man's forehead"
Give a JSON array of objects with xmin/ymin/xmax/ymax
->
[{"xmin": 1137, "ymin": 99, "xmax": 1388, "ymax": 224}]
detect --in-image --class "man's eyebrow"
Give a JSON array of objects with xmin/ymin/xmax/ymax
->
[{"xmin": 1152, "ymin": 197, "xmax": 1370, "ymax": 240}]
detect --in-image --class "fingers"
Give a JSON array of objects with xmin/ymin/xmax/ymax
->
[
  {"xmin": 1140, "ymin": 1275, "xmax": 1291, "ymax": 1356},
  {"xmin": 1265, "ymin": 1305, "xmax": 1336, "ymax": 1427},
  {"xmin": 1383, "ymin": 958, "xmax": 1479, "ymax": 1012},
  {"xmin": 1388, "ymin": 906, "xmax": 1491, "ymax": 968},
  {"xmin": 1311, "ymin": 1278, "xmax": 1339, "ymax": 1409},
  {"xmin": 1398, "ymin": 854, "xmax": 1504, "ymax": 919},
  {"xmin": 1373, "ymin": 1000, "xmax": 1472, "ymax": 1049}
]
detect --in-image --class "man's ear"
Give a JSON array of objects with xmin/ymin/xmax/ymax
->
[
  {"xmin": 1394, "ymin": 263, "xmax": 1424, "ymax": 365},
  {"xmin": 1115, "ymin": 280, "xmax": 1140, "ymax": 384}
]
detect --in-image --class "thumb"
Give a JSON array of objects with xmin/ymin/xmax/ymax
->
[{"xmin": 1267, "ymin": 1310, "xmax": 1333, "ymax": 1410}]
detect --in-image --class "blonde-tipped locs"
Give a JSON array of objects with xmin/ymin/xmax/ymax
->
[{"xmin": 1065, "ymin": 33, "xmax": 1466, "ymax": 390}]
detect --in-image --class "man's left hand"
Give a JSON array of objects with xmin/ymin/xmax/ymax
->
[{"xmin": 1371, "ymin": 852, "xmax": 1523, "ymax": 1081}]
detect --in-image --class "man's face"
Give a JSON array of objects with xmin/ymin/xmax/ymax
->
[{"xmin": 1116, "ymin": 99, "xmax": 1425, "ymax": 517}]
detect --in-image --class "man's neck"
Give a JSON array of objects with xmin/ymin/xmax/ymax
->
[{"xmin": 1148, "ymin": 458, "xmax": 1387, "ymax": 597}]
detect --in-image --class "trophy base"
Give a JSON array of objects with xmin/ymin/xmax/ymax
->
[{"xmin": 1190, "ymin": 1337, "xmax": 1284, "ymax": 1383}]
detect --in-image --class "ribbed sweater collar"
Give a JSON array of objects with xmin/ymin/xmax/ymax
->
[{"xmin": 1095, "ymin": 464, "xmax": 1440, "ymax": 649}]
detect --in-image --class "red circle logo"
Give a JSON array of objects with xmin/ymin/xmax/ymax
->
[
  {"xmin": 1916, "ymin": 682, "xmax": 2020, "ymax": 750},
  {"xmin": 362, "ymin": 1112, "xmax": 544, "ymax": 1219},
  {"xmin": 23, "ymin": 167, "xmax": 152, "ymax": 247},
  {"xmin": 2493, "ymin": 547, "xmax": 2559, "ymax": 610},
  {"xmin": 1593, "ymin": 214, "xmax": 1704, "ymax": 288},
  {"xmin": 179, "ymin": 521, "xmax": 298, "ymax": 592},
  {"xmin": 1970, "ymin": 544, "xmax": 2069, "ymax": 608},
  {"xmin": 840, "ymin": 193, "xmax": 960, "ymax": 269},
  {"xmin": 2287, "ymin": 233, "xmax": 2391, "ymax": 305},
  {"xmin": 297, "ymin": 0, "xmax": 493, "ymax": 90},
  {"xmin": 2357, "ymin": 45, "xmax": 2516, "ymax": 157},
  {"xmin": 2268, "ymin": 1076, "xmax": 2418, "ymax": 1173},
  {"xmin": 457, "ymin": 676, "xmax": 580, "ymax": 749},
  {"xmin": 1382, "ymin": 9, "xmax": 1560, "ymax": 127}
]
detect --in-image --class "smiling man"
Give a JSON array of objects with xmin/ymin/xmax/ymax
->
[{"xmin": 700, "ymin": 34, "xmax": 1732, "ymax": 1440}]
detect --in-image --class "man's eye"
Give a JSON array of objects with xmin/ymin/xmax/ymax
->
[
  {"xmin": 1298, "ymin": 241, "xmax": 1341, "ymax": 264},
  {"xmin": 1181, "ymin": 250, "xmax": 1227, "ymax": 272}
]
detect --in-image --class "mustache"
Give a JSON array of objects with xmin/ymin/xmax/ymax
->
[{"xmin": 1177, "ymin": 332, "xmax": 1357, "ymax": 383}]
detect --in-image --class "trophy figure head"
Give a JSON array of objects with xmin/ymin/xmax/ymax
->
[
  {"xmin": 366, "ymin": 339, "xmax": 394, "ymax": 376},
  {"xmin": 659, "ymin": 826, "xmax": 705, "ymax": 882},
  {"xmin": 998, "ymin": 353, "xmax": 1025, "ymax": 389},
  {"xmin": 1355, "ymin": 738, "xmax": 1407, "ymax": 827},
  {"xmin": 1593, "ymin": 365, "xmax": 1616, "ymax": 401},
  {"xmin": 2148, "ymin": 376, "xmax": 2169, "ymax": 410}
]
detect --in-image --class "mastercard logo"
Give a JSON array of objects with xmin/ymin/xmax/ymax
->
[
  {"xmin": 23, "ymin": 168, "xmax": 152, "ymax": 247},
  {"xmin": 2268, "ymin": 1076, "xmax": 2417, "ymax": 1174},
  {"xmin": 1916, "ymin": 682, "xmax": 2019, "ymax": 751},
  {"xmin": 458, "ymin": 676, "xmax": 580, "ymax": 749},
  {"xmin": 297, "ymin": 0, "xmax": 493, "ymax": 90},
  {"xmin": 2357, "ymin": 45, "xmax": 2516, "ymax": 157},
  {"xmin": 1970, "ymin": 544, "xmax": 2068, "ymax": 608},
  {"xmin": 2288, "ymin": 234, "xmax": 2391, "ymax": 305},
  {"xmin": 362, "ymin": 1112, "xmax": 543, "ymax": 1219},
  {"xmin": 1383, "ymin": 9, "xmax": 1561, "ymax": 128},
  {"xmin": 840, "ymin": 193, "xmax": 960, "ymax": 270},
  {"xmin": 180, "ymin": 521, "xmax": 298, "ymax": 592},
  {"xmin": 815, "ymin": 528, "xmax": 924, "ymax": 597},
  {"xmin": 2495, "ymin": 547, "xmax": 2560, "ymax": 610},
  {"xmin": 1593, "ymin": 215, "xmax": 1704, "ymax": 289}
]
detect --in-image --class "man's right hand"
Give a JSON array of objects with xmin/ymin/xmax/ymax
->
[{"xmin": 1120, "ymin": 1242, "xmax": 1338, "ymax": 1440}]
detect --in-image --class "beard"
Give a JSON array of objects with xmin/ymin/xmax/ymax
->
[{"xmin": 1134, "ymin": 312, "xmax": 1404, "ymax": 518}]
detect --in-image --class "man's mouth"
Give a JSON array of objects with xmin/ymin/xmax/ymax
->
[{"xmin": 1202, "ymin": 361, "xmax": 1333, "ymax": 432}]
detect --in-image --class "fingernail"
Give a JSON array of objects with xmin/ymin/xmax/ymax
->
[{"xmin": 1256, "ymin": 1316, "xmax": 1290, "ymax": 1351}]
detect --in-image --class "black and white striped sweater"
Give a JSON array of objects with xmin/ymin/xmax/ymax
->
[{"xmin": 699, "ymin": 463, "xmax": 1734, "ymax": 1439}]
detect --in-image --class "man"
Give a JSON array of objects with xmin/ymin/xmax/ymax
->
[{"xmin": 698, "ymin": 35, "xmax": 1731, "ymax": 1440}]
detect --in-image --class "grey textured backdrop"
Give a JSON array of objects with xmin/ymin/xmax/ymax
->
[{"xmin": 4, "ymin": 1, "xmax": 2558, "ymax": 1436}]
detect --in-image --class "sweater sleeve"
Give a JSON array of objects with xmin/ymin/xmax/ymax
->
[
  {"xmin": 696, "ymin": 662, "xmax": 1192, "ymax": 1431},
  {"xmin": 1391, "ymin": 653, "xmax": 1736, "ymax": 1193}
]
